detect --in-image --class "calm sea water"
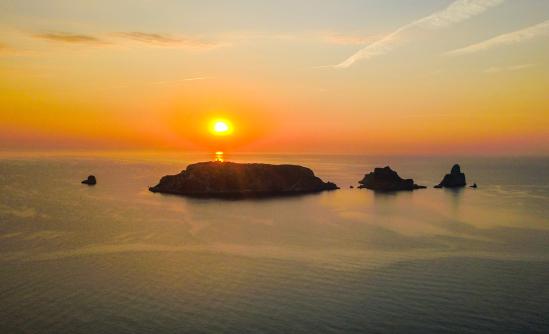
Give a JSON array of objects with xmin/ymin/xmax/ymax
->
[{"xmin": 0, "ymin": 152, "xmax": 548, "ymax": 333}]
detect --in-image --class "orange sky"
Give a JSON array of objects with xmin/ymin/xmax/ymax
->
[{"xmin": 0, "ymin": 0, "xmax": 548, "ymax": 155}]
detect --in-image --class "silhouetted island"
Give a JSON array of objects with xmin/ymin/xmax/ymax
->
[
  {"xmin": 149, "ymin": 161, "xmax": 338, "ymax": 197},
  {"xmin": 358, "ymin": 166, "xmax": 425, "ymax": 191},
  {"xmin": 81, "ymin": 175, "xmax": 96, "ymax": 185},
  {"xmin": 435, "ymin": 164, "xmax": 466, "ymax": 188}
]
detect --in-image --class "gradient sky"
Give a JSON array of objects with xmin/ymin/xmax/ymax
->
[{"xmin": 1, "ymin": 0, "xmax": 548, "ymax": 154}]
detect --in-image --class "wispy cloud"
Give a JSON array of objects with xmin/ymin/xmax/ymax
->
[
  {"xmin": 115, "ymin": 32, "xmax": 224, "ymax": 49},
  {"xmin": 484, "ymin": 63, "xmax": 535, "ymax": 74},
  {"xmin": 32, "ymin": 31, "xmax": 225, "ymax": 49},
  {"xmin": 34, "ymin": 32, "xmax": 107, "ymax": 45},
  {"xmin": 446, "ymin": 20, "xmax": 549, "ymax": 56},
  {"xmin": 335, "ymin": 0, "xmax": 504, "ymax": 68},
  {"xmin": 116, "ymin": 32, "xmax": 182, "ymax": 44}
]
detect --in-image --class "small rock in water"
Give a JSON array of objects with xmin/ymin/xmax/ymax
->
[
  {"xmin": 470, "ymin": 183, "xmax": 478, "ymax": 188},
  {"xmin": 82, "ymin": 175, "xmax": 96, "ymax": 185},
  {"xmin": 349, "ymin": 185, "xmax": 354, "ymax": 189},
  {"xmin": 435, "ymin": 164, "xmax": 466, "ymax": 188}
]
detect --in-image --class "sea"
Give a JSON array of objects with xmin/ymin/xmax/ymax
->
[{"xmin": 0, "ymin": 152, "xmax": 548, "ymax": 333}]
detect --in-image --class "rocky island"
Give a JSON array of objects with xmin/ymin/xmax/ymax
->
[
  {"xmin": 435, "ymin": 164, "xmax": 466, "ymax": 188},
  {"xmin": 149, "ymin": 161, "xmax": 338, "ymax": 197},
  {"xmin": 358, "ymin": 166, "xmax": 425, "ymax": 191},
  {"xmin": 81, "ymin": 175, "xmax": 96, "ymax": 185}
]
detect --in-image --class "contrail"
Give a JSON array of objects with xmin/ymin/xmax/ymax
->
[
  {"xmin": 335, "ymin": 0, "xmax": 504, "ymax": 68},
  {"xmin": 446, "ymin": 19, "xmax": 549, "ymax": 56}
]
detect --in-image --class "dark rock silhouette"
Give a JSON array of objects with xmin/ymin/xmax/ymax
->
[
  {"xmin": 435, "ymin": 164, "xmax": 466, "ymax": 188},
  {"xmin": 358, "ymin": 166, "xmax": 425, "ymax": 191},
  {"xmin": 470, "ymin": 183, "xmax": 477, "ymax": 188},
  {"xmin": 81, "ymin": 175, "xmax": 96, "ymax": 185},
  {"xmin": 149, "ymin": 161, "xmax": 338, "ymax": 197}
]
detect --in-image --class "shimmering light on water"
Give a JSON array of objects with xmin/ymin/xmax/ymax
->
[{"xmin": 215, "ymin": 151, "xmax": 224, "ymax": 162}]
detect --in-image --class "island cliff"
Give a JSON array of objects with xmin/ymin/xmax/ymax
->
[
  {"xmin": 435, "ymin": 164, "xmax": 466, "ymax": 188},
  {"xmin": 149, "ymin": 161, "xmax": 338, "ymax": 197},
  {"xmin": 358, "ymin": 166, "xmax": 425, "ymax": 191}
]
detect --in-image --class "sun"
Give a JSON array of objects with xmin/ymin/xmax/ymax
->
[
  {"xmin": 214, "ymin": 121, "xmax": 229, "ymax": 133},
  {"xmin": 210, "ymin": 119, "xmax": 233, "ymax": 136}
]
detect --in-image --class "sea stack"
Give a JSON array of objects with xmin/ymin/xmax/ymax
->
[
  {"xmin": 81, "ymin": 175, "xmax": 97, "ymax": 185},
  {"xmin": 358, "ymin": 166, "xmax": 425, "ymax": 191},
  {"xmin": 435, "ymin": 164, "xmax": 466, "ymax": 188},
  {"xmin": 149, "ymin": 161, "xmax": 338, "ymax": 197}
]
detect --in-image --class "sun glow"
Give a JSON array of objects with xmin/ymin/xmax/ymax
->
[{"xmin": 210, "ymin": 120, "xmax": 233, "ymax": 136}]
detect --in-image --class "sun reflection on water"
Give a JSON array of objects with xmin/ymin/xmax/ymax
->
[{"xmin": 215, "ymin": 151, "xmax": 224, "ymax": 162}]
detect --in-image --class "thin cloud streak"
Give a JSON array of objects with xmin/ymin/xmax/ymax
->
[
  {"xmin": 33, "ymin": 31, "xmax": 224, "ymax": 49},
  {"xmin": 117, "ymin": 32, "xmax": 181, "ymax": 44},
  {"xmin": 115, "ymin": 32, "xmax": 225, "ymax": 49},
  {"xmin": 34, "ymin": 33, "xmax": 107, "ymax": 45},
  {"xmin": 335, "ymin": 0, "xmax": 504, "ymax": 68},
  {"xmin": 446, "ymin": 20, "xmax": 549, "ymax": 56}
]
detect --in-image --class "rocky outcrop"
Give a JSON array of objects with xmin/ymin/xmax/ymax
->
[
  {"xmin": 435, "ymin": 164, "xmax": 466, "ymax": 188},
  {"xmin": 81, "ymin": 175, "xmax": 96, "ymax": 185},
  {"xmin": 358, "ymin": 166, "xmax": 425, "ymax": 191},
  {"xmin": 149, "ymin": 161, "xmax": 338, "ymax": 197}
]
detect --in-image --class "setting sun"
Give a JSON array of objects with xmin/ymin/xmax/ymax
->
[
  {"xmin": 214, "ymin": 121, "xmax": 229, "ymax": 133},
  {"xmin": 211, "ymin": 120, "xmax": 233, "ymax": 136}
]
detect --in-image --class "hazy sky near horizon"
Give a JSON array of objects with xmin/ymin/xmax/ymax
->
[{"xmin": 0, "ymin": 0, "xmax": 548, "ymax": 154}]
